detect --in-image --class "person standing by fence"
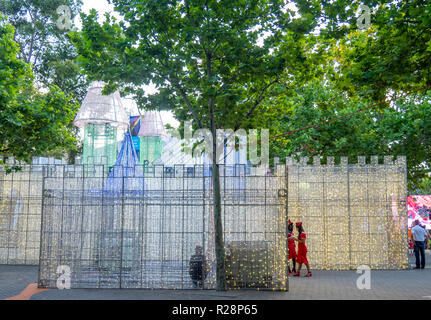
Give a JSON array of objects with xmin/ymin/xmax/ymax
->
[
  {"xmin": 189, "ymin": 245, "xmax": 208, "ymax": 288},
  {"xmin": 412, "ymin": 220, "xmax": 428, "ymax": 269}
]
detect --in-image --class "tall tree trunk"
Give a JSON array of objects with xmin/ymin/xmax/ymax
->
[
  {"xmin": 210, "ymin": 99, "xmax": 227, "ymax": 291},
  {"xmin": 206, "ymin": 48, "xmax": 226, "ymax": 290}
]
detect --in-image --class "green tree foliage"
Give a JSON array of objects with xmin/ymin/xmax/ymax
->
[
  {"xmin": 377, "ymin": 93, "xmax": 431, "ymax": 191},
  {"xmin": 0, "ymin": 14, "xmax": 79, "ymax": 166},
  {"xmin": 259, "ymin": 0, "xmax": 431, "ymax": 191},
  {"xmin": 1, "ymin": 0, "xmax": 89, "ymax": 162},
  {"xmin": 256, "ymin": 81, "xmax": 383, "ymax": 160},
  {"xmin": 301, "ymin": 0, "xmax": 431, "ymax": 98},
  {"xmin": 262, "ymin": 79, "xmax": 431, "ymax": 191},
  {"xmin": 71, "ymin": 0, "xmax": 316, "ymax": 290},
  {"xmin": 0, "ymin": 0, "xmax": 88, "ymax": 102},
  {"xmin": 417, "ymin": 177, "xmax": 431, "ymax": 195},
  {"xmin": 0, "ymin": 14, "xmax": 30, "ymax": 109}
]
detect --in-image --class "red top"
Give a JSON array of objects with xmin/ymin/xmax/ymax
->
[
  {"xmin": 288, "ymin": 232, "xmax": 296, "ymax": 250},
  {"xmin": 297, "ymin": 232, "xmax": 307, "ymax": 254},
  {"xmin": 287, "ymin": 231, "xmax": 297, "ymax": 259}
]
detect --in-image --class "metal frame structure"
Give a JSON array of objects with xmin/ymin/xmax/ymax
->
[
  {"xmin": 74, "ymin": 81, "xmax": 129, "ymax": 166},
  {"xmin": 0, "ymin": 155, "xmax": 408, "ymax": 290},
  {"xmin": 0, "ymin": 163, "xmax": 44, "ymax": 265},
  {"xmin": 38, "ymin": 164, "xmax": 288, "ymax": 290},
  {"xmin": 287, "ymin": 156, "xmax": 408, "ymax": 270}
]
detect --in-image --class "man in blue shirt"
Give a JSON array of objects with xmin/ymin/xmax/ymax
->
[{"xmin": 411, "ymin": 220, "xmax": 429, "ymax": 269}]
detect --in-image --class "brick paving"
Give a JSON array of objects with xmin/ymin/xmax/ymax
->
[{"xmin": 2, "ymin": 263, "xmax": 431, "ymax": 300}]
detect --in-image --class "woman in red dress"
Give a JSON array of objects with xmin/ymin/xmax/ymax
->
[
  {"xmin": 287, "ymin": 220, "xmax": 297, "ymax": 275},
  {"xmin": 293, "ymin": 222, "xmax": 312, "ymax": 277}
]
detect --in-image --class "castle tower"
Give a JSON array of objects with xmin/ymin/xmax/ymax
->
[
  {"xmin": 137, "ymin": 111, "xmax": 166, "ymax": 166},
  {"xmin": 73, "ymin": 81, "xmax": 129, "ymax": 166}
]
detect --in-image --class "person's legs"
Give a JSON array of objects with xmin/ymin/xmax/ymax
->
[
  {"xmin": 303, "ymin": 263, "xmax": 312, "ymax": 277},
  {"xmin": 294, "ymin": 262, "xmax": 302, "ymax": 276},
  {"xmin": 419, "ymin": 242, "xmax": 426, "ymax": 268},
  {"xmin": 414, "ymin": 242, "xmax": 420, "ymax": 268},
  {"xmin": 292, "ymin": 258, "xmax": 296, "ymax": 272},
  {"xmin": 302, "ymin": 255, "xmax": 311, "ymax": 275}
]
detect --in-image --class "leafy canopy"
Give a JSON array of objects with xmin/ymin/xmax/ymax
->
[
  {"xmin": 71, "ymin": 0, "xmax": 318, "ymax": 291},
  {"xmin": 72, "ymin": 0, "xmax": 316, "ymax": 130},
  {"xmin": 306, "ymin": 0, "xmax": 431, "ymax": 100},
  {"xmin": 0, "ymin": 0, "xmax": 88, "ymax": 102},
  {"xmin": 0, "ymin": 13, "xmax": 79, "ymax": 165}
]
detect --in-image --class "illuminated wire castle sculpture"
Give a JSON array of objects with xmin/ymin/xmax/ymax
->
[
  {"xmin": 0, "ymin": 71, "xmax": 410, "ymax": 291},
  {"xmin": 74, "ymin": 81, "xmax": 129, "ymax": 166},
  {"xmin": 36, "ymin": 155, "xmax": 408, "ymax": 290},
  {"xmin": 0, "ymin": 157, "xmax": 66, "ymax": 265},
  {"xmin": 38, "ymin": 136, "xmax": 288, "ymax": 290},
  {"xmin": 0, "ymin": 86, "xmax": 410, "ymax": 289},
  {"xmin": 1, "ymin": 152, "xmax": 408, "ymax": 289},
  {"xmin": 129, "ymin": 111, "xmax": 166, "ymax": 166},
  {"xmin": 286, "ymin": 155, "xmax": 408, "ymax": 270}
]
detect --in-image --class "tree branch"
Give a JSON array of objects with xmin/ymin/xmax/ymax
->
[
  {"xmin": 234, "ymin": 75, "xmax": 281, "ymax": 131},
  {"xmin": 156, "ymin": 55, "xmax": 204, "ymax": 130},
  {"xmin": 172, "ymin": 81, "xmax": 203, "ymax": 129}
]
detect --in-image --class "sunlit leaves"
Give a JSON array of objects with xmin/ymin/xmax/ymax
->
[{"xmin": 0, "ymin": 14, "xmax": 79, "ymax": 165}]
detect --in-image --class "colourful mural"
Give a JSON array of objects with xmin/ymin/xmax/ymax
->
[{"xmin": 407, "ymin": 196, "xmax": 431, "ymax": 229}]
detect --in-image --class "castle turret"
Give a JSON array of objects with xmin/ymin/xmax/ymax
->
[
  {"xmin": 74, "ymin": 81, "xmax": 129, "ymax": 166},
  {"xmin": 137, "ymin": 111, "xmax": 166, "ymax": 166}
]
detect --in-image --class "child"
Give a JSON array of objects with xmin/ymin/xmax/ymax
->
[
  {"xmin": 293, "ymin": 222, "xmax": 312, "ymax": 277},
  {"xmin": 409, "ymin": 238, "xmax": 414, "ymax": 255},
  {"xmin": 287, "ymin": 220, "xmax": 297, "ymax": 275}
]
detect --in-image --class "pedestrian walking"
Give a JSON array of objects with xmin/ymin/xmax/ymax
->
[
  {"xmin": 287, "ymin": 220, "xmax": 297, "ymax": 275},
  {"xmin": 293, "ymin": 222, "xmax": 312, "ymax": 277}
]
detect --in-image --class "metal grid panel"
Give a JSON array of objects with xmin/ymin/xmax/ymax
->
[
  {"xmin": 287, "ymin": 156, "xmax": 408, "ymax": 270},
  {"xmin": 82, "ymin": 124, "xmax": 119, "ymax": 166},
  {"xmin": 73, "ymin": 81, "xmax": 129, "ymax": 128},
  {"xmin": 140, "ymin": 136, "xmax": 163, "ymax": 166},
  {"xmin": 138, "ymin": 111, "xmax": 166, "ymax": 138},
  {"xmin": 0, "ymin": 164, "xmax": 44, "ymax": 265},
  {"xmin": 38, "ymin": 164, "xmax": 288, "ymax": 290},
  {"xmin": 1, "ymin": 155, "xmax": 408, "ymax": 277}
]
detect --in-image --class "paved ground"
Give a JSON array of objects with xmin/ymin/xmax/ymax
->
[
  {"xmin": 0, "ymin": 265, "xmax": 39, "ymax": 300},
  {"xmin": 2, "ymin": 258, "xmax": 431, "ymax": 300}
]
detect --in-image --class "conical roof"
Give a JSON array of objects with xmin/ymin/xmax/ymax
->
[
  {"xmin": 103, "ymin": 133, "xmax": 143, "ymax": 192},
  {"xmin": 112, "ymin": 132, "xmax": 139, "ymax": 168},
  {"xmin": 138, "ymin": 111, "xmax": 166, "ymax": 139},
  {"xmin": 74, "ymin": 81, "xmax": 129, "ymax": 128}
]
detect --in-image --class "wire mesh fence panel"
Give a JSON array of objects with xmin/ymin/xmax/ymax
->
[
  {"xmin": 1, "ymin": 154, "xmax": 408, "ymax": 281},
  {"xmin": 140, "ymin": 136, "xmax": 163, "ymax": 166},
  {"xmin": 0, "ymin": 164, "xmax": 44, "ymax": 265},
  {"xmin": 82, "ymin": 124, "xmax": 119, "ymax": 167},
  {"xmin": 38, "ymin": 164, "xmax": 289, "ymax": 290},
  {"xmin": 287, "ymin": 156, "xmax": 408, "ymax": 270}
]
